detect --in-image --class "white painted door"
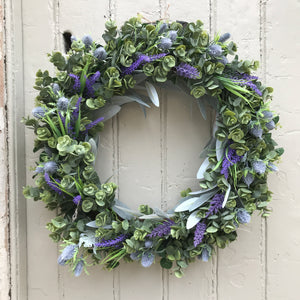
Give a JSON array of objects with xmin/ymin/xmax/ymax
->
[{"xmin": 6, "ymin": 0, "xmax": 299, "ymax": 299}]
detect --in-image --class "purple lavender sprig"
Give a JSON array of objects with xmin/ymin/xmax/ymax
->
[
  {"xmin": 231, "ymin": 73, "xmax": 262, "ymax": 96},
  {"xmin": 220, "ymin": 147, "xmax": 242, "ymax": 179},
  {"xmin": 193, "ymin": 222, "xmax": 207, "ymax": 247},
  {"xmin": 122, "ymin": 53, "xmax": 167, "ymax": 75},
  {"xmin": 147, "ymin": 219, "xmax": 175, "ymax": 238},
  {"xmin": 85, "ymin": 71, "xmax": 101, "ymax": 98},
  {"xmin": 44, "ymin": 172, "xmax": 62, "ymax": 195},
  {"xmin": 95, "ymin": 234, "xmax": 127, "ymax": 248},
  {"xmin": 84, "ymin": 116, "xmax": 104, "ymax": 133},
  {"xmin": 176, "ymin": 63, "xmax": 200, "ymax": 79},
  {"xmin": 206, "ymin": 193, "xmax": 224, "ymax": 217},
  {"xmin": 69, "ymin": 73, "xmax": 81, "ymax": 92},
  {"xmin": 72, "ymin": 195, "xmax": 81, "ymax": 205}
]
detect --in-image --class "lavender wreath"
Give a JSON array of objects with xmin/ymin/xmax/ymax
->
[{"xmin": 23, "ymin": 17, "xmax": 283, "ymax": 277}]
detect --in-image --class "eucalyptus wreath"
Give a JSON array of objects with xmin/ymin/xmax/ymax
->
[{"xmin": 23, "ymin": 16, "xmax": 283, "ymax": 278}]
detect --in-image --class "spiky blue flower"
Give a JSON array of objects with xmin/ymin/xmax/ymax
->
[
  {"xmin": 208, "ymin": 44, "xmax": 223, "ymax": 57},
  {"xmin": 243, "ymin": 172, "xmax": 254, "ymax": 187},
  {"xmin": 74, "ymin": 260, "xmax": 84, "ymax": 277},
  {"xmin": 158, "ymin": 37, "xmax": 172, "ymax": 50},
  {"xmin": 130, "ymin": 252, "xmax": 140, "ymax": 261},
  {"xmin": 70, "ymin": 35, "xmax": 77, "ymax": 42},
  {"xmin": 268, "ymin": 162, "xmax": 278, "ymax": 172},
  {"xmin": 262, "ymin": 110, "xmax": 273, "ymax": 120},
  {"xmin": 176, "ymin": 63, "xmax": 200, "ymax": 79},
  {"xmin": 35, "ymin": 166, "xmax": 44, "ymax": 173},
  {"xmin": 266, "ymin": 120, "xmax": 275, "ymax": 130},
  {"xmin": 218, "ymin": 33, "xmax": 231, "ymax": 43},
  {"xmin": 253, "ymin": 160, "xmax": 266, "ymax": 175},
  {"xmin": 145, "ymin": 240, "xmax": 153, "ymax": 248},
  {"xmin": 52, "ymin": 83, "xmax": 60, "ymax": 95},
  {"xmin": 32, "ymin": 107, "xmax": 46, "ymax": 119},
  {"xmin": 93, "ymin": 47, "xmax": 107, "ymax": 60},
  {"xmin": 236, "ymin": 209, "xmax": 251, "ymax": 224},
  {"xmin": 250, "ymin": 124, "xmax": 263, "ymax": 139},
  {"xmin": 158, "ymin": 23, "xmax": 168, "ymax": 34},
  {"xmin": 218, "ymin": 56, "xmax": 228, "ymax": 65},
  {"xmin": 141, "ymin": 252, "xmax": 155, "ymax": 268},
  {"xmin": 168, "ymin": 30, "xmax": 178, "ymax": 42},
  {"xmin": 82, "ymin": 35, "xmax": 93, "ymax": 47},
  {"xmin": 57, "ymin": 97, "xmax": 70, "ymax": 111},
  {"xmin": 200, "ymin": 248, "xmax": 210, "ymax": 262},
  {"xmin": 193, "ymin": 222, "xmax": 206, "ymax": 247},
  {"xmin": 57, "ymin": 244, "xmax": 78, "ymax": 266},
  {"xmin": 44, "ymin": 161, "xmax": 58, "ymax": 174}
]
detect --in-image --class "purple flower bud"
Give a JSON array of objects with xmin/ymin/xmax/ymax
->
[
  {"xmin": 158, "ymin": 37, "xmax": 172, "ymax": 50},
  {"xmin": 74, "ymin": 260, "xmax": 84, "ymax": 277},
  {"xmin": 253, "ymin": 160, "xmax": 266, "ymax": 175},
  {"xmin": 208, "ymin": 44, "xmax": 223, "ymax": 57},
  {"xmin": 168, "ymin": 30, "xmax": 178, "ymax": 42},
  {"xmin": 262, "ymin": 110, "xmax": 273, "ymax": 120},
  {"xmin": 82, "ymin": 35, "xmax": 93, "ymax": 47},
  {"xmin": 44, "ymin": 161, "xmax": 58, "ymax": 174},
  {"xmin": 266, "ymin": 120, "xmax": 275, "ymax": 130},
  {"xmin": 57, "ymin": 97, "xmax": 70, "ymax": 111},
  {"xmin": 218, "ymin": 33, "xmax": 231, "ymax": 43},
  {"xmin": 158, "ymin": 23, "xmax": 168, "ymax": 34},
  {"xmin": 57, "ymin": 244, "xmax": 77, "ymax": 266},
  {"xmin": 52, "ymin": 83, "xmax": 60, "ymax": 95},
  {"xmin": 94, "ymin": 47, "xmax": 107, "ymax": 60},
  {"xmin": 32, "ymin": 107, "xmax": 46, "ymax": 119},
  {"xmin": 141, "ymin": 253, "xmax": 154, "ymax": 268},
  {"xmin": 250, "ymin": 124, "xmax": 263, "ymax": 139},
  {"xmin": 243, "ymin": 172, "xmax": 254, "ymax": 187},
  {"xmin": 237, "ymin": 209, "xmax": 251, "ymax": 224}
]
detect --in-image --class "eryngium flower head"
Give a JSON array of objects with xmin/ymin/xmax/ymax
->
[
  {"xmin": 158, "ymin": 23, "xmax": 168, "ymax": 34},
  {"xmin": 266, "ymin": 120, "xmax": 275, "ymax": 130},
  {"xmin": 253, "ymin": 160, "xmax": 266, "ymax": 175},
  {"xmin": 158, "ymin": 37, "xmax": 172, "ymax": 50},
  {"xmin": 218, "ymin": 56, "xmax": 228, "ymax": 65},
  {"xmin": 141, "ymin": 252, "xmax": 155, "ymax": 268},
  {"xmin": 193, "ymin": 222, "xmax": 207, "ymax": 247},
  {"xmin": 268, "ymin": 162, "xmax": 278, "ymax": 172},
  {"xmin": 200, "ymin": 248, "xmax": 210, "ymax": 262},
  {"xmin": 32, "ymin": 107, "xmax": 46, "ymax": 119},
  {"xmin": 57, "ymin": 244, "xmax": 77, "ymax": 266},
  {"xmin": 176, "ymin": 63, "xmax": 200, "ymax": 79},
  {"xmin": 250, "ymin": 124, "xmax": 263, "ymax": 139},
  {"xmin": 35, "ymin": 166, "xmax": 44, "ymax": 173},
  {"xmin": 57, "ymin": 97, "xmax": 70, "ymax": 111},
  {"xmin": 44, "ymin": 161, "xmax": 58, "ymax": 174},
  {"xmin": 94, "ymin": 47, "xmax": 107, "ymax": 60},
  {"xmin": 52, "ymin": 83, "xmax": 60, "ymax": 95},
  {"xmin": 130, "ymin": 252, "xmax": 140, "ymax": 261},
  {"xmin": 218, "ymin": 33, "xmax": 231, "ymax": 43},
  {"xmin": 262, "ymin": 110, "xmax": 273, "ymax": 120},
  {"xmin": 82, "ymin": 35, "xmax": 93, "ymax": 47},
  {"xmin": 243, "ymin": 172, "xmax": 254, "ymax": 187},
  {"xmin": 237, "ymin": 209, "xmax": 251, "ymax": 224},
  {"xmin": 144, "ymin": 240, "xmax": 153, "ymax": 248},
  {"xmin": 168, "ymin": 30, "xmax": 178, "ymax": 42},
  {"xmin": 70, "ymin": 35, "xmax": 77, "ymax": 42},
  {"xmin": 74, "ymin": 260, "xmax": 84, "ymax": 277},
  {"xmin": 208, "ymin": 44, "xmax": 223, "ymax": 57}
]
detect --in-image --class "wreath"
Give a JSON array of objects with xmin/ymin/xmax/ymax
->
[{"xmin": 23, "ymin": 16, "xmax": 283, "ymax": 278}]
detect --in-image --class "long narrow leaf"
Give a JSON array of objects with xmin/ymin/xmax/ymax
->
[
  {"xmin": 197, "ymin": 157, "xmax": 210, "ymax": 179},
  {"xmin": 145, "ymin": 81, "xmax": 159, "ymax": 107},
  {"xmin": 186, "ymin": 211, "xmax": 201, "ymax": 229}
]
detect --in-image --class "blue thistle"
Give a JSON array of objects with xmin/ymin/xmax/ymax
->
[
  {"xmin": 145, "ymin": 240, "xmax": 153, "ymax": 248},
  {"xmin": 236, "ymin": 209, "xmax": 251, "ymax": 224},
  {"xmin": 82, "ymin": 35, "xmax": 93, "ymax": 47},
  {"xmin": 206, "ymin": 194, "xmax": 224, "ymax": 217},
  {"xmin": 44, "ymin": 161, "xmax": 58, "ymax": 174},
  {"xmin": 176, "ymin": 63, "xmax": 200, "ymax": 79},
  {"xmin": 253, "ymin": 160, "xmax": 266, "ymax": 175},
  {"xmin": 268, "ymin": 162, "xmax": 278, "ymax": 172},
  {"xmin": 266, "ymin": 120, "xmax": 275, "ymax": 130},
  {"xmin": 218, "ymin": 56, "xmax": 229, "ymax": 65},
  {"xmin": 95, "ymin": 234, "xmax": 127, "ymax": 248},
  {"xmin": 208, "ymin": 44, "xmax": 223, "ymax": 57},
  {"xmin": 168, "ymin": 30, "xmax": 178, "ymax": 42},
  {"xmin": 141, "ymin": 252, "xmax": 155, "ymax": 268},
  {"xmin": 57, "ymin": 97, "xmax": 70, "ymax": 112},
  {"xmin": 57, "ymin": 244, "xmax": 78, "ymax": 266},
  {"xmin": 262, "ymin": 110, "xmax": 273, "ymax": 120},
  {"xmin": 243, "ymin": 172, "xmax": 254, "ymax": 187},
  {"xmin": 158, "ymin": 37, "xmax": 172, "ymax": 50},
  {"xmin": 193, "ymin": 222, "xmax": 207, "ymax": 247},
  {"xmin": 218, "ymin": 33, "xmax": 231, "ymax": 43},
  {"xmin": 93, "ymin": 47, "xmax": 107, "ymax": 60},
  {"xmin": 35, "ymin": 166, "xmax": 44, "ymax": 173},
  {"xmin": 32, "ymin": 107, "xmax": 46, "ymax": 119},
  {"xmin": 130, "ymin": 252, "xmax": 140, "ymax": 261},
  {"xmin": 52, "ymin": 83, "xmax": 60, "ymax": 95},
  {"xmin": 74, "ymin": 260, "xmax": 84, "ymax": 277},
  {"xmin": 70, "ymin": 35, "xmax": 77, "ymax": 42},
  {"xmin": 250, "ymin": 124, "xmax": 263, "ymax": 139},
  {"xmin": 158, "ymin": 23, "xmax": 168, "ymax": 34},
  {"xmin": 147, "ymin": 219, "xmax": 175, "ymax": 238},
  {"xmin": 200, "ymin": 248, "xmax": 210, "ymax": 262}
]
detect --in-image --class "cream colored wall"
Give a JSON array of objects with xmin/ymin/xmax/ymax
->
[{"xmin": 3, "ymin": 0, "xmax": 300, "ymax": 299}]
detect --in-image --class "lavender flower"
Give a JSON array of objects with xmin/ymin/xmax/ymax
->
[
  {"xmin": 82, "ymin": 35, "xmax": 93, "ymax": 47},
  {"xmin": 250, "ymin": 124, "xmax": 263, "ymax": 139},
  {"xmin": 44, "ymin": 172, "xmax": 62, "ymax": 195},
  {"xmin": 193, "ymin": 222, "xmax": 207, "ymax": 247},
  {"xmin": 141, "ymin": 252, "xmax": 155, "ymax": 268},
  {"xmin": 168, "ymin": 30, "xmax": 178, "ymax": 42},
  {"xmin": 262, "ymin": 110, "xmax": 273, "ymax": 120},
  {"xmin": 95, "ymin": 234, "xmax": 127, "ymax": 248},
  {"xmin": 253, "ymin": 160, "xmax": 266, "ymax": 175},
  {"xmin": 73, "ymin": 195, "xmax": 82, "ymax": 205},
  {"xmin": 57, "ymin": 244, "xmax": 78, "ymax": 265},
  {"xmin": 243, "ymin": 172, "xmax": 254, "ymax": 187},
  {"xmin": 158, "ymin": 37, "xmax": 172, "ymax": 50},
  {"xmin": 208, "ymin": 44, "xmax": 223, "ymax": 57},
  {"xmin": 218, "ymin": 33, "xmax": 231, "ymax": 43},
  {"xmin": 268, "ymin": 162, "xmax": 278, "ymax": 172},
  {"xmin": 206, "ymin": 193, "xmax": 224, "ymax": 217},
  {"xmin": 93, "ymin": 47, "xmax": 107, "ymax": 60},
  {"xmin": 236, "ymin": 209, "xmax": 251, "ymax": 224},
  {"xmin": 32, "ymin": 107, "xmax": 46, "ymax": 119},
  {"xmin": 231, "ymin": 73, "xmax": 262, "ymax": 96},
  {"xmin": 85, "ymin": 71, "xmax": 101, "ymax": 98},
  {"xmin": 147, "ymin": 219, "xmax": 175, "ymax": 238},
  {"xmin": 176, "ymin": 63, "xmax": 200, "ymax": 79},
  {"xmin": 69, "ymin": 73, "xmax": 81, "ymax": 92},
  {"xmin": 57, "ymin": 97, "xmax": 70, "ymax": 112},
  {"xmin": 84, "ymin": 116, "xmax": 104, "ymax": 133},
  {"xmin": 44, "ymin": 161, "xmax": 58, "ymax": 174},
  {"xmin": 74, "ymin": 260, "xmax": 84, "ymax": 277},
  {"xmin": 200, "ymin": 248, "xmax": 210, "ymax": 262},
  {"xmin": 52, "ymin": 83, "xmax": 60, "ymax": 95},
  {"xmin": 220, "ymin": 147, "xmax": 242, "ymax": 179},
  {"xmin": 266, "ymin": 120, "xmax": 275, "ymax": 130},
  {"xmin": 158, "ymin": 23, "xmax": 168, "ymax": 34}
]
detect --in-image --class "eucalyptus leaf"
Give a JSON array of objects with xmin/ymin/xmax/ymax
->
[
  {"xmin": 186, "ymin": 210, "xmax": 201, "ymax": 229},
  {"xmin": 188, "ymin": 190, "xmax": 218, "ymax": 212},
  {"xmin": 222, "ymin": 183, "xmax": 231, "ymax": 208},
  {"xmin": 98, "ymin": 105, "xmax": 121, "ymax": 121},
  {"xmin": 86, "ymin": 221, "xmax": 99, "ymax": 228},
  {"xmin": 189, "ymin": 184, "xmax": 218, "ymax": 195},
  {"xmin": 196, "ymin": 99, "xmax": 207, "ymax": 120},
  {"xmin": 79, "ymin": 230, "xmax": 96, "ymax": 248},
  {"xmin": 216, "ymin": 138, "xmax": 225, "ymax": 161},
  {"xmin": 145, "ymin": 81, "xmax": 159, "ymax": 107},
  {"xmin": 196, "ymin": 157, "xmax": 211, "ymax": 180}
]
